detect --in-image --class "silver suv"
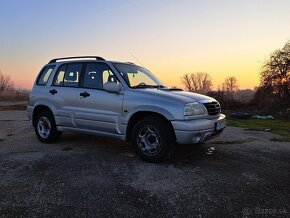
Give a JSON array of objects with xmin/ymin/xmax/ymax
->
[{"xmin": 27, "ymin": 56, "xmax": 226, "ymax": 162}]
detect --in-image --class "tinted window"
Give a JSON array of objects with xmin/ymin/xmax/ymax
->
[
  {"xmin": 36, "ymin": 66, "xmax": 55, "ymax": 86},
  {"xmin": 53, "ymin": 64, "xmax": 82, "ymax": 87},
  {"xmin": 53, "ymin": 65, "xmax": 66, "ymax": 86},
  {"xmin": 83, "ymin": 63, "xmax": 118, "ymax": 89}
]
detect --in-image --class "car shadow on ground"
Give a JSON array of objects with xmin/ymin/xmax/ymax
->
[
  {"xmin": 169, "ymin": 143, "xmax": 216, "ymax": 165},
  {"xmin": 57, "ymin": 132, "xmax": 215, "ymax": 164},
  {"xmin": 57, "ymin": 132, "xmax": 132, "ymax": 152}
]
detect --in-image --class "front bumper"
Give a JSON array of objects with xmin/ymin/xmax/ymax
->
[{"xmin": 171, "ymin": 114, "xmax": 226, "ymax": 144}]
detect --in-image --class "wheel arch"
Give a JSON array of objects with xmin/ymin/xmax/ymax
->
[
  {"xmin": 32, "ymin": 105, "xmax": 54, "ymax": 127},
  {"xmin": 125, "ymin": 111, "xmax": 176, "ymax": 141}
]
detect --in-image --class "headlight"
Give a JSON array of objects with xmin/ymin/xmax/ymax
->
[{"xmin": 184, "ymin": 102, "xmax": 206, "ymax": 117}]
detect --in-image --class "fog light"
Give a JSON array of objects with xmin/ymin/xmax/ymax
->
[{"xmin": 192, "ymin": 133, "xmax": 202, "ymax": 143}]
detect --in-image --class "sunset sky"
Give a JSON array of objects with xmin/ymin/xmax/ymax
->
[{"xmin": 0, "ymin": 0, "xmax": 290, "ymax": 90}]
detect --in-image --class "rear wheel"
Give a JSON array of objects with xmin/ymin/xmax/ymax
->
[
  {"xmin": 131, "ymin": 116, "xmax": 175, "ymax": 162},
  {"xmin": 35, "ymin": 110, "xmax": 61, "ymax": 143}
]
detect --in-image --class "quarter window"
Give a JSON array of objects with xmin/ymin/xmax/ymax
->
[
  {"xmin": 53, "ymin": 65, "xmax": 66, "ymax": 86},
  {"xmin": 36, "ymin": 66, "xmax": 55, "ymax": 86}
]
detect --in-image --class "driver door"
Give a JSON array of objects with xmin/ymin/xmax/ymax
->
[{"xmin": 75, "ymin": 63, "xmax": 124, "ymax": 134}]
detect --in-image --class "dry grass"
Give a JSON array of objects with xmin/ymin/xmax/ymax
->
[
  {"xmin": 0, "ymin": 91, "xmax": 29, "ymax": 110},
  {"xmin": 0, "ymin": 91, "xmax": 29, "ymax": 102},
  {"xmin": 0, "ymin": 104, "xmax": 27, "ymax": 111}
]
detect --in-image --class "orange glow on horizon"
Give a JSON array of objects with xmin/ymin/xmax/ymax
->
[
  {"xmin": 1, "ymin": 1, "xmax": 289, "ymax": 92},
  {"xmin": 10, "ymin": 60, "xmax": 260, "ymax": 91}
]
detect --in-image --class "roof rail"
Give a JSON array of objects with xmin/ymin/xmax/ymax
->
[{"xmin": 48, "ymin": 56, "xmax": 105, "ymax": 64}]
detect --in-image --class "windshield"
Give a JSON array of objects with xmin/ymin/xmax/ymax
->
[{"xmin": 113, "ymin": 63, "xmax": 166, "ymax": 88}]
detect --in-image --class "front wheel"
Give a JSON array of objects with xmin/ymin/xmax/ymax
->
[
  {"xmin": 131, "ymin": 116, "xmax": 175, "ymax": 162},
  {"xmin": 35, "ymin": 110, "xmax": 61, "ymax": 143}
]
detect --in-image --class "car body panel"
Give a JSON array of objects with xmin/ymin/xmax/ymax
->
[{"xmin": 75, "ymin": 88, "xmax": 124, "ymax": 134}]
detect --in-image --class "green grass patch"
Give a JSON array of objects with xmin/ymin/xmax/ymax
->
[
  {"xmin": 270, "ymin": 137, "xmax": 290, "ymax": 142},
  {"xmin": 227, "ymin": 119, "xmax": 290, "ymax": 142}
]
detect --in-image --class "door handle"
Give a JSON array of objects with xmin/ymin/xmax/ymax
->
[
  {"xmin": 80, "ymin": 91, "xmax": 90, "ymax": 98},
  {"xmin": 49, "ymin": 89, "xmax": 57, "ymax": 95}
]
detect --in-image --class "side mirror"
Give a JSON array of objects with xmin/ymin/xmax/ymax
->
[{"xmin": 103, "ymin": 82, "xmax": 120, "ymax": 93}]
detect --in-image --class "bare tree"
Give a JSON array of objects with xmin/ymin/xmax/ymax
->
[
  {"xmin": 222, "ymin": 76, "xmax": 239, "ymax": 99},
  {"xmin": 0, "ymin": 70, "xmax": 14, "ymax": 94},
  {"xmin": 181, "ymin": 73, "xmax": 193, "ymax": 91},
  {"xmin": 181, "ymin": 72, "xmax": 213, "ymax": 94}
]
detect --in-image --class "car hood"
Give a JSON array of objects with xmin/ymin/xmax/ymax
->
[{"xmin": 133, "ymin": 88, "xmax": 216, "ymax": 103}]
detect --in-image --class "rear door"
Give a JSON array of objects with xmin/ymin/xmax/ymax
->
[
  {"xmin": 49, "ymin": 63, "xmax": 83, "ymax": 127},
  {"xmin": 75, "ymin": 62, "xmax": 124, "ymax": 134}
]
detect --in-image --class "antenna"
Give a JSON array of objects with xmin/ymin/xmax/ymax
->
[{"xmin": 131, "ymin": 55, "xmax": 144, "ymax": 67}]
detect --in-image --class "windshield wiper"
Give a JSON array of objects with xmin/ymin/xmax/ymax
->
[
  {"xmin": 151, "ymin": 85, "xmax": 166, "ymax": 89},
  {"xmin": 132, "ymin": 84, "xmax": 152, "ymax": 88},
  {"xmin": 132, "ymin": 84, "xmax": 166, "ymax": 89}
]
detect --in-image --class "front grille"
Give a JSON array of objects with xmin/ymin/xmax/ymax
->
[{"xmin": 203, "ymin": 101, "xmax": 221, "ymax": 115}]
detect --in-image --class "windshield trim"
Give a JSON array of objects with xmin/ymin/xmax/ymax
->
[{"xmin": 113, "ymin": 63, "xmax": 166, "ymax": 89}]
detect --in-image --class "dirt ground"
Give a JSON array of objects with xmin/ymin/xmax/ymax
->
[{"xmin": 0, "ymin": 110, "xmax": 289, "ymax": 217}]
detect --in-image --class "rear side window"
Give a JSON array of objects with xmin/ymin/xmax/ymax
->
[
  {"xmin": 36, "ymin": 66, "xmax": 55, "ymax": 86},
  {"xmin": 53, "ymin": 65, "xmax": 66, "ymax": 86},
  {"xmin": 53, "ymin": 64, "xmax": 82, "ymax": 87}
]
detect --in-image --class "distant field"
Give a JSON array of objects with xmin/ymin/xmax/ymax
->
[
  {"xmin": 227, "ymin": 119, "xmax": 290, "ymax": 142},
  {"xmin": 0, "ymin": 92, "xmax": 29, "ymax": 110},
  {"xmin": 0, "ymin": 91, "xmax": 29, "ymax": 111},
  {"xmin": 0, "ymin": 102, "xmax": 27, "ymax": 111},
  {"xmin": 0, "ymin": 92, "xmax": 29, "ymax": 102}
]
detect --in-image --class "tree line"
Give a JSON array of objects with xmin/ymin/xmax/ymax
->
[
  {"xmin": 181, "ymin": 72, "xmax": 239, "ymax": 99},
  {"xmin": 181, "ymin": 40, "xmax": 290, "ymax": 116}
]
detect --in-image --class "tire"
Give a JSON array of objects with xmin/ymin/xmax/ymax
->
[
  {"xmin": 131, "ymin": 116, "xmax": 175, "ymax": 162},
  {"xmin": 34, "ymin": 110, "xmax": 62, "ymax": 143}
]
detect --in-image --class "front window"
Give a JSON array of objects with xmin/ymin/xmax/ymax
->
[
  {"xmin": 82, "ymin": 63, "xmax": 119, "ymax": 89},
  {"xmin": 113, "ymin": 63, "xmax": 165, "ymax": 88}
]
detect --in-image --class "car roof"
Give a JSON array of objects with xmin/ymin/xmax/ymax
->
[
  {"xmin": 46, "ymin": 56, "xmax": 138, "ymax": 67},
  {"xmin": 48, "ymin": 56, "xmax": 105, "ymax": 63}
]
